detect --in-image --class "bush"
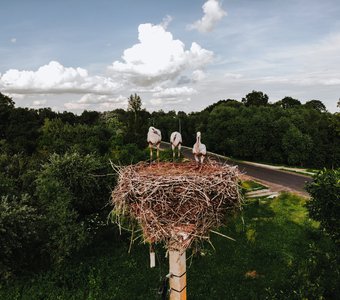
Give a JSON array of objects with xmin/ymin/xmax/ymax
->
[
  {"xmin": 306, "ymin": 169, "xmax": 340, "ymax": 244},
  {"xmin": 0, "ymin": 195, "xmax": 40, "ymax": 279}
]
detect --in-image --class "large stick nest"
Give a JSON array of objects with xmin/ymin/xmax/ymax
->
[{"xmin": 111, "ymin": 161, "xmax": 242, "ymax": 251}]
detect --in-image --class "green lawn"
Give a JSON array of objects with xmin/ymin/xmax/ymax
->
[
  {"xmin": 241, "ymin": 180, "xmax": 267, "ymax": 191},
  {"xmin": 1, "ymin": 192, "xmax": 339, "ymax": 299}
]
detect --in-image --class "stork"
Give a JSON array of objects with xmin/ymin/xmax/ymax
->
[
  {"xmin": 170, "ymin": 131, "xmax": 182, "ymax": 160},
  {"xmin": 147, "ymin": 126, "xmax": 162, "ymax": 162},
  {"xmin": 192, "ymin": 131, "xmax": 206, "ymax": 165}
]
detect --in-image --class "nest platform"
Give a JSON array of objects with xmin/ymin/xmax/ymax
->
[{"xmin": 111, "ymin": 161, "xmax": 241, "ymax": 251}]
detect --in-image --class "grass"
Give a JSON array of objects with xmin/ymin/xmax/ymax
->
[
  {"xmin": 241, "ymin": 180, "xmax": 267, "ymax": 191},
  {"xmin": 0, "ymin": 192, "xmax": 339, "ymax": 299}
]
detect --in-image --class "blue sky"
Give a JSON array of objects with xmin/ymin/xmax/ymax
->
[{"xmin": 1, "ymin": 0, "xmax": 339, "ymax": 113}]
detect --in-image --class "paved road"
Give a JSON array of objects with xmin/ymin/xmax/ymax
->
[{"xmin": 162, "ymin": 142, "xmax": 313, "ymax": 194}]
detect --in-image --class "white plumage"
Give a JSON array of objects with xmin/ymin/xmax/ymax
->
[
  {"xmin": 192, "ymin": 131, "xmax": 206, "ymax": 164},
  {"xmin": 170, "ymin": 131, "xmax": 182, "ymax": 159},
  {"xmin": 147, "ymin": 126, "xmax": 162, "ymax": 162}
]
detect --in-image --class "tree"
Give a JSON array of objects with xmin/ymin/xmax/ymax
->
[
  {"xmin": 304, "ymin": 100, "xmax": 327, "ymax": 112},
  {"xmin": 0, "ymin": 194, "xmax": 40, "ymax": 279},
  {"xmin": 282, "ymin": 125, "xmax": 313, "ymax": 166},
  {"xmin": 242, "ymin": 90, "xmax": 269, "ymax": 107},
  {"xmin": 0, "ymin": 92, "xmax": 15, "ymax": 109},
  {"xmin": 79, "ymin": 110, "xmax": 100, "ymax": 125},
  {"xmin": 128, "ymin": 93, "xmax": 142, "ymax": 121},
  {"xmin": 306, "ymin": 169, "xmax": 340, "ymax": 245},
  {"xmin": 0, "ymin": 93, "xmax": 15, "ymax": 141},
  {"xmin": 280, "ymin": 96, "xmax": 301, "ymax": 109}
]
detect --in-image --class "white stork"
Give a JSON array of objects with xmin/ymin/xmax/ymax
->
[
  {"xmin": 147, "ymin": 126, "xmax": 162, "ymax": 162},
  {"xmin": 192, "ymin": 131, "xmax": 207, "ymax": 164},
  {"xmin": 170, "ymin": 131, "xmax": 182, "ymax": 160}
]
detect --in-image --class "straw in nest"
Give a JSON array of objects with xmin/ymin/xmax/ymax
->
[{"xmin": 111, "ymin": 161, "xmax": 242, "ymax": 252}]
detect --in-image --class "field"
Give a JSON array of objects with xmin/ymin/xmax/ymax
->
[{"xmin": 1, "ymin": 190, "xmax": 338, "ymax": 300}]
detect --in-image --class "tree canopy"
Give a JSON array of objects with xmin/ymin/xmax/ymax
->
[{"xmin": 242, "ymin": 90, "xmax": 269, "ymax": 107}]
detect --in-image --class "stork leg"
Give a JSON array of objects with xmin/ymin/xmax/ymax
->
[
  {"xmin": 149, "ymin": 143, "xmax": 153, "ymax": 163},
  {"xmin": 156, "ymin": 143, "xmax": 160, "ymax": 164},
  {"xmin": 178, "ymin": 144, "xmax": 181, "ymax": 159},
  {"xmin": 172, "ymin": 144, "xmax": 175, "ymax": 161},
  {"xmin": 201, "ymin": 155, "xmax": 206, "ymax": 164}
]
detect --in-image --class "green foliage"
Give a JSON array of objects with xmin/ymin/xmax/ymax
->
[
  {"xmin": 1, "ymin": 193, "xmax": 339, "ymax": 299},
  {"xmin": 34, "ymin": 152, "xmax": 112, "ymax": 266},
  {"xmin": 38, "ymin": 118, "xmax": 118, "ymax": 156},
  {"xmin": 282, "ymin": 125, "xmax": 313, "ymax": 166},
  {"xmin": 242, "ymin": 90, "xmax": 269, "ymax": 106},
  {"xmin": 0, "ymin": 195, "xmax": 40, "ymax": 280},
  {"xmin": 304, "ymin": 99, "xmax": 327, "ymax": 112},
  {"xmin": 36, "ymin": 176, "xmax": 87, "ymax": 266},
  {"xmin": 241, "ymin": 180, "xmax": 267, "ymax": 191},
  {"xmin": 306, "ymin": 169, "xmax": 340, "ymax": 244},
  {"xmin": 37, "ymin": 152, "xmax": 110, "ymax": 218},
  {"xmin": 203, "ymin": 103, "xmax": 338, "ymax": 168},
  {"xmin": 279, "ymin": 96, "xmax": 301, "ymax": 109}
]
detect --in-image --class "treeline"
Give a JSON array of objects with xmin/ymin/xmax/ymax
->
[{"xmin": 0, "ymin": 91, "xmax": 339, "ymax": 279}]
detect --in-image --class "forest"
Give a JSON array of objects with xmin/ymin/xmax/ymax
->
[{"xmin": 0, "ymin": 91, "xmax": 339, "ymax": 298}]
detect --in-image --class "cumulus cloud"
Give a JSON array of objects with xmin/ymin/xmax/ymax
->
[
  {"xmin": 78, "ymin": 94, "xmax": 127, "ymax": 104},
  {"xmin": 32, "ymin": 99, "xmax": 47, "ymax": 106},
  {"xmin": 149, "ymin": 97, "xmax": 190, "ymax": 106},
  {"xmin": 0, "ymin": 61, "xmax": 121, "ymax": 94},
  {"xmin": 188, "ymin": 0, "xmax": 226, "ymax": 33},
  {"xmin": 192, "ymin": 69, "xmax": 206, "ymax": 82},
  {"xmin": 160, "ymin": 15, "xmax": 173, "ymax": 29},
  {"xmin": 64, "ymin": 94, "xmax": 128, "ymax": 111},
  {"xmin": 153, "ymin": 86, "xmax": 197, "ymax": 98},
  {"xmin": 109, "ymin": 23, "xmax": 213, "ymax": 86}
]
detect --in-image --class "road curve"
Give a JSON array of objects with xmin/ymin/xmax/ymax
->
[{"xmin": 161, "ymin": 142, "xmax": 313, "ymax": 194}]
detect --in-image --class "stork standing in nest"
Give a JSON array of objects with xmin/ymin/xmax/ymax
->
[
  {"xmin": 170, "ymin": 131, "xmax": 182, "ymax": 160},
  {"xmin": 147, "ymin": 126, "xmax": 162, "ymax": 162},
  {"xmin": 193, "ymin": 131, "xmax": 206, "ymax": 166}
]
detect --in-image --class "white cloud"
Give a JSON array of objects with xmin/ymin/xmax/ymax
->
[
  {"xmin": 109, "ymin": 23, "xmax": 213, "ymax": 86},
  {"xmin": 32, "ymin": 99, "xmax": 47, "ymax": 106},
  {"xmin": 153, "ymin": 86, "xmax": 197, "ymax": 98},
  {"xmin": 192, "ymin": 69, "xmax": 206, "ymax": 82},
  {"xmin": 10, "ymin": 38, "xmax": 16, "ymax": 43},
  {"xmin": 149, "ymin": 97, "xmax": 190, "ymax": 106},
  {"xmin": 78, "ymin": 94, "xmax": 127, "ymax": 104},
  {"xmin": 160, "ymin": 15, "xmax": 173, "ymax": 29},
  {"xmin": 64, "ymin": 102, "xmax": 90, "ymax": 111},
  {"xmin": 64, "ymin": 94, "xmax": 128, "ymax": 111},
  {"xmin": 0, "ymin": 61, "xmax": 121, "ymax": 94},
  {"xmin": 224, "ymin": 72, "xmax": 243, "ymax": 79},
  {"xmin": 188, "ymin": 0, "xmax": 227, "ymax": 33}
]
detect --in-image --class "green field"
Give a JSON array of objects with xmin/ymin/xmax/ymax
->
[{"xmin": 1, "ymin": 191, "xmax": 338, "ymax": 300}]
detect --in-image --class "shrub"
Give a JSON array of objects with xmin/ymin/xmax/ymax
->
[
  {"xmin": 0, "ymin": 195, "xmax": 40, "ymax": 279},
  {"xmin": 306, "ymin": 169, "xmax": 340, "ymax": 244}
]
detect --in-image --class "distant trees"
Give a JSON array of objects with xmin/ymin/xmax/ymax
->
[
  {"xmin": 0, "ymin": 89, "xmax": 339, "ymax": 281},
  {"xmin": 279, "ymin": 96, "xmax": 301, "ymax": 109},
  {"xmin": 304, "ymin": 100, "xmax": 327, "ymax": 112},
  {"xmin": 242, "ymin": 90, "xmax": 269, "ymax": 107}
]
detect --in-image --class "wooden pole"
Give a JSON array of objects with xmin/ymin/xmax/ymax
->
[{"xmin": 169, "ymin": 250, "xmax": 187, "ymax": 300}]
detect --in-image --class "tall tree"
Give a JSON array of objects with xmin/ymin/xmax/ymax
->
[
  {"xmin": 242, "ymin": 90, "xmax": 269, "ymax": 107},
  {"xmin": 0, "ymin": 93, "xmax": 15, "ymax": 141},
  {"xmin": 280, "ymin": 96, "xmax": 301, "ymax": 109},
  {"xmin": 128, "ymin": 93, "xmax": 142, "ymax": 122},
  {"xmin": 304, "ymin": 100, "xmax": 326, "ymax": 112}
]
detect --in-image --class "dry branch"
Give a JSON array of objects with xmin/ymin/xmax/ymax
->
[{"xmin": 111, "ymin": 161, "xmax": 242, "ymax": 251}]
